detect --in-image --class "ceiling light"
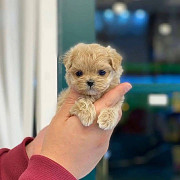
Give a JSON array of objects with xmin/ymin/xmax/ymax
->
[
  {"xmin": 112, "ymin": 2, "xmax": 127, "ymax": 15},
  {"xmin": 135, "ymin": 9, "xmax": 147, "ymax": 19},
  {"xmin": 104, "ymin": 9, "xmax": 114, "ymax": 21},
  {"xmin": 148, "ymin": 94, "xmax": 168, "ymax": 106},
  {"xmin": 158, "ymin": 23, "xmax": 172, "ymax": 35}
]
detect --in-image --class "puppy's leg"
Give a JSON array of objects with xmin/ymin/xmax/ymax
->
[
  {"xmin": 97, "ymin": 97, "xmax": 124, "ymax": 130},
  {"xmin": 70, "ymin": 98, "xmax": 96, "ymax": 126}
]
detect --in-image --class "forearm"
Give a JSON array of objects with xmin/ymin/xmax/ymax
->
[{"xmin": 0, "ymin": 137, "xmax": 76, "ymax": 180}]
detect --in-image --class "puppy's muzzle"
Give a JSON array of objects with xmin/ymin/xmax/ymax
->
[{"xmin": 86, "ymin": 80, "xmax": 94, "ymax": 87}]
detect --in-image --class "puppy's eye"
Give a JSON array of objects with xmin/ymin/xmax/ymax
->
[
  {"xmin": 98, "ymin": 70, "xmax": 106, "ymax": 76},
  {"xmin": 75, "ymin": 70, "xmax": 83, "ymax": 77}
]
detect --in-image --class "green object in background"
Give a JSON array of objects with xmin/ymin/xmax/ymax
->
[
  {"xmin": 82, "ymin": 170, "xmax": 96, "ymax": 180},
  {"xmin": 130, "ymin": 84, "xmax": 180, "ymax": 93},
  {"xmin": 57, "ymin": 0, "xmax": 96, "ymax": 179},
  {"xmin": 58, "ymin": 0, "xmax": 95, "ymax": 92},
  {"xmin": 124, "ymin": 62, "xmax": 180, "ymax": 74}
]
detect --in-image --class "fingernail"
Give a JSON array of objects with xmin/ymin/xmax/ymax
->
[{"xmin": 125, "ymin": 84, "xmax": 132, "ymax": 93}]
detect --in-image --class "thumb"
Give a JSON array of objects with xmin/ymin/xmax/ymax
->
[
  {"xmin": 95, "ymin": 83, "xmax": 132, "ymax": 115},
  {"xmin": 56, "ymin": 89, "xmax": 80, "ymax": 119}
]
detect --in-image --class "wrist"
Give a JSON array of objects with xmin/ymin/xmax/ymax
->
[
  {"xmin": 40, "ymin": 151, "xmax": 78, "ymax": 178},
  {"xmin": 25, "ymin": 126, "xmax": 48, "ymax": 158},
  {"xmin": 26, "ymin": 141, "xmax": 34, "ymax": 159}
]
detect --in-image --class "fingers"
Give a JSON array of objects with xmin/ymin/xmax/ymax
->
[
  {"xmin": 55, "ymin": 82, "xmax": 131, "ymax": 125},
  {"xmin": 56, "ymin": 89, "xmax": 80, "ymax": 119},
  {"xmin": 90, "ymin": 83, "xmax": 131, "ymax": 134},
  {"xmin": 95, "ymin": 83, "xmax": 132, "ymax": 115}
]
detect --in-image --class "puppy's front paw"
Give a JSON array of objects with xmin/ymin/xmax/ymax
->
[
  {"xmin": 70, "ymin": 98, "xmax": 96, "ymax": 126},
  {"xmin": 97, "ymin": 108, "xmax": 119, "ymax": 130}
]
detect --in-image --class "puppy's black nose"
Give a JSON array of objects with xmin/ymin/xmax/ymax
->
[{"xmin": 87, "ymin": 80, "xmax": 94, "ymax": 87}]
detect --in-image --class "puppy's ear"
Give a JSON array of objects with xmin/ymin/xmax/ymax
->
[
  {"xmin": 63, "ymin": 43, "xmax": 85, "ymax": 70},
  {"xmin": 63, "ymin": 48, "xmax": 74, "ymax": 70},
  {"xmin": 107, "ymin": 46, "xmax": 122, "ymax": 71}
]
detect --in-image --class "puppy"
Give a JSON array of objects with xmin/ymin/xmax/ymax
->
[{"xmin": 57, "ymin": 43, "xmax": 124, "ymax": 130}]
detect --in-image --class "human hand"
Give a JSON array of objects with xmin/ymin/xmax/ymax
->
[
  {"xmin": 39, "ymin": 82, "xmax": 132, "ymax": 179},
  {"xmin": 26, "ymin": 126, "xmax": 48, "ymax": 159}
]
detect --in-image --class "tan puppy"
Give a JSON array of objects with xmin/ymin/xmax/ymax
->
[{"xmin": 57, "ymin": 43, "xmax": 124, "ymax": 130}]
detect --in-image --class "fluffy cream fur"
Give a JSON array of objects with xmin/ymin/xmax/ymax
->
[{"xmin": 57, "ymin": 43, "xmax": 124, "ymax": 130}]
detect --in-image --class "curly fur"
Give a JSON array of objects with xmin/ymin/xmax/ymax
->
[{"xmin": 57, "ymin": 43, "xmax": 124, "ymax": 130}]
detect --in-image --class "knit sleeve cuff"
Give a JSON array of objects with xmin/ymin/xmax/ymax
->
[
  {"xmin": 0, "ymin": 137, "xmax": 34, "ymax": 179},
  {"xmin": 19, "ymin": 155, "xmax": 77, "ymax": 180}
]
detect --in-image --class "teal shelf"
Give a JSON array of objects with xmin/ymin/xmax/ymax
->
[
  {"xmin": 124, "ymin": 62, "xmax": 180, "ymax": 74},
  {"xmin": 130, "ymin": 84, "xmax": 180, "ymax": 93}
]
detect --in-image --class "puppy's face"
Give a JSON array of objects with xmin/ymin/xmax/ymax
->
[{"xmin": 63, "ymin": 43, "xmax": 123, "ymax": 96}]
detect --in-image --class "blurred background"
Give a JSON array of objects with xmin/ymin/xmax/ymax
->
[
  {"xmin": 95, "ymin": 0, "xmax": 180, "ymax": 180},
  {"xmin": 0, "ymin": 0, "xmax": 180, "ymax": 180}
]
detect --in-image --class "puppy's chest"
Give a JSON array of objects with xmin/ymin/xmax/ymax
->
[
  {"xmin": 81, "ymin": 94, "xmax": 102, "ymax": 103},
  {"xmin": 81, "ymin": 85, "xmax": 115, "ymax": 103}
]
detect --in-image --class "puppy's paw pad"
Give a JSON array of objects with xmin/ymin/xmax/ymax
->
[
  {"xmin": 70, "ymin": 99, "xmax": 96, "ymax": 126},
  {"xmin": 97, "ymin": 108, "xmax": 118, "ymax": 130}
]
